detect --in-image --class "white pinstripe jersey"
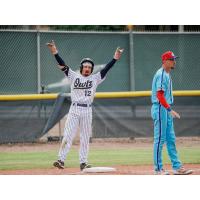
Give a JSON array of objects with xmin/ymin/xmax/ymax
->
[{"xmin": 66, "ymin": 68, "xmax": 105, "ymax": 104}]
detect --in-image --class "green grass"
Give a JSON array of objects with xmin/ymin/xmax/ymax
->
[{"xmin": 0, "ymin": 147, "xmax": 199, "ymax": 170}]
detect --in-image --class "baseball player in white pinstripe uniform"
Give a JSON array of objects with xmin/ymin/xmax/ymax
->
[{"xmin": 47, "ymin": 41, "xmax": 123, "ymax": 170}]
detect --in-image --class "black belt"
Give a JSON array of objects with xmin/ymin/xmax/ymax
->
[{"xmin": 72, "ymin": 103, "xmax": 92, "ymax": 107}]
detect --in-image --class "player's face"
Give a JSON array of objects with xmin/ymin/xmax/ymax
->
[
  {"xmin": 168, "ymin": 59, "xmax": 176, "ymax": 69},
  {"xmin": 82, "ymin": 63, "xmax": 93, "ymax": 77},
  {"xmin": 164, "ymin": 59, "xmax": 176, "ymax": 71}
]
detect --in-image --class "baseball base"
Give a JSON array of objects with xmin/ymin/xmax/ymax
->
[{"xmin": 82, "ymin": 167, "xmax": 117, "ymax": 173}]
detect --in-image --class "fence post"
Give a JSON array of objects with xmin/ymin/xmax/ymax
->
[
  {"xmin": 177, "ymin": 33, "xmax": 185, "ymax": 87},
  {"xmin": 178, "ymin": 25, "xmax": 184, "ymax": 32},
  {"xmin": 37, "ymin": 30, "xmax": 41, "ymax": 93},
  {"xmin": 129, "ymin": 29, "xmax": 135, "ymax": 91}
]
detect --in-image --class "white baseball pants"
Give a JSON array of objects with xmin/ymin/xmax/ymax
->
[{"xmin": 58, "ymin": 104, "xmax": 92, "ymax": 164}]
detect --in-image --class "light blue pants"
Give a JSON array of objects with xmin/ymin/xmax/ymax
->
[{"xmin": 151, "ymin": 104, "xmax": 182, "ymax": 171}]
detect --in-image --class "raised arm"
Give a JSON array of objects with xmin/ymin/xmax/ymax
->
[
  {"xmin": 100, "ymin": 47, "xmax": 124, "ymax": 79},
  {"xmin": 46, "ymin": 40, "xmax": 69, "ymax": 75}
]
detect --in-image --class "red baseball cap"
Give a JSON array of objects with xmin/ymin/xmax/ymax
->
[{"xmin": 161, "ymin": 51, "xmax": 179, "ymax": 61}]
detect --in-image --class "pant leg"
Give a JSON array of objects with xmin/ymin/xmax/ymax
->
[
  {"xmin": 58, "ymin": 108, "xmax": 80, "ymax": 162},
  {"xmin": 166, "ymin": 113, "xmax": 182, "ymax": 170},
  {"xmin": 79, "ymin": 107, "xmax": 92, "ymax": 164},
  {"xmin": 152, "ymin": 104, "xmax": 167, "ymax": 171}
]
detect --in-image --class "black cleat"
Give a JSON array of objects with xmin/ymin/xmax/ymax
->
[
  {"xmin": 53, "ymin": 160, "xmax": 64, "ymax": 169},
  {"xmin": 80, "ymin": 163, "xmax": 92, "ymax": 171}
]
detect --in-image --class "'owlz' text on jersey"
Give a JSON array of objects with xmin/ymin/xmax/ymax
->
[{"xmin": 74, "ymin": 78, "xmax": 93, "ymax": 89}]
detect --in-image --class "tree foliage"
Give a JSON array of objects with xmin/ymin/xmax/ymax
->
[{"xmin": 50, "ymin": 25, "xmax": 127, "ymax": 31}]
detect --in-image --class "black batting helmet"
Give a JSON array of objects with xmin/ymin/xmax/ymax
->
[{"xmin": 80, "ymin": 58, "xmax": 94, "ymax": 74}]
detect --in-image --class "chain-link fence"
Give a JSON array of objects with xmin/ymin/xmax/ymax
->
[
  {"xmin": 0, "ymin": 31, "xmax": 37, "ymax": 94},
  {"xmin": 133, "ymin": 33, "xmax": 200, "ymax": 91},
  {"xmin": 0, "ymin": 30, "xmax": 200, "ymax": 95}
]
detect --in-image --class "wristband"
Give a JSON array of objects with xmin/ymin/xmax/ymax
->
[
  {"xmin": 61, "ymin": 66, "xmax": 68, "ymax": 71},
  {"xmin": 167, "ymin": 107, "xmax": 172, "ymax": 112},
  {"xmin": 53, "ymin": 50, "xmax": 58, "ymax": 55}
]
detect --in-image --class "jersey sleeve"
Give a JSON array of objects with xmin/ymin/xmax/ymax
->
[
  {"xmin": 157, "ymin": 90, "xmax": 171, "ymax": 111},
  {"xmin": 100, "ymin": 59, "xmax": 116, "ymax": 79},
  {"xmin": 155, "ymin": 72, "xmax": 167, "ymax": 92},
  {"xmin": 93, "ymin": 72, "xmax": 106, "ymax": 85},
  {"xmin": 65, "ymin": 68, "xmax": 77, "ymax": 82}
]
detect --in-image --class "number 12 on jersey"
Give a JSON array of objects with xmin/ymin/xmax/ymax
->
[{"xmin": 85, "ymin": 90, "xmax": 91, "ymax": 96}]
